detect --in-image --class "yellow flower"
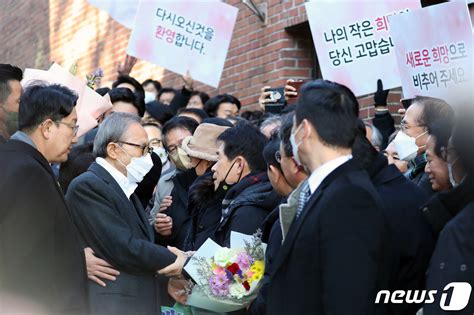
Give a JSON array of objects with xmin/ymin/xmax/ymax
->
[{"xmin": 249, "ymin": 260, "xmax": 264, "ymax": 283}]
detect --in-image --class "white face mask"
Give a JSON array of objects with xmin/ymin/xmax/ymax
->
[
  {"xmin": 448, "ymin": 158, "xmax": 465, "ymax": 188},
  {"xmin": 144, "ymin": 91, "xmax": 157, "ymax": 104},
  {"xmin": 118, "ymin": 151, "xmax": 154, "ymax": 184},
  {"xmin": 152, "ymin": 146, "xmax": 168, "ymax": 165},
  {"xmin": 290, "ymin": 124, "xmax": 303, "ymax": 166},
  {"xmin": 392, "ymin": 130, "xmax": 427, "ymax": 162}
]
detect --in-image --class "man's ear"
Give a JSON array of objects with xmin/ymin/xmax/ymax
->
[
  {"xmin": 107, "ymin": 142, "xmax": 119, "ymax": 159},
  {"xmin": 39, "ymin": 119, "xmax": 54, "ymax": 139},
  {"xmin": 302, "ymin": 119, "xmax": 312, "ymax": 140},
  {"xmin": 236, "ymin": 156, "xmax": 246, "ymax": 172},
  {"xmin": 269, "ymin": 165, "xmax": 280, "ymax": 180}
]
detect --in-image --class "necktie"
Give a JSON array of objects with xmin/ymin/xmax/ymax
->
[{"xmin": 296, "ymin": 181, "xmax": 311, "ymax": 219}]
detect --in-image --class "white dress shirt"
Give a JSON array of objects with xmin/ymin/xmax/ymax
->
[
  {"xmin": 96, "ymin": 157, "xmax": 137, "ymax": 199},
  {"xmin": 307, "ymin": 155, "xmax": 353, "ymax": 194}
]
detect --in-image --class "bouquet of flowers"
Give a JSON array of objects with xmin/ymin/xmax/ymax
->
[
  {"xmin": 183, "ymin": 231, "xmax": 266, "ymax": 313},
  {"xmin": 86, "ymin": 68, "xmax": 104, "ymax": 89}
]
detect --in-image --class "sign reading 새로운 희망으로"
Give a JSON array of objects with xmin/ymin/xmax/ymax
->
[
  {"xmin": 305, "ymin": 0, "xmax": 421, "ymax": 97},
  {"xmin": 126, "ymin": 0, "xmax": 238, "ymax": 88},
  {"xmin": 389, "ymin": 1, "xmax": 474, "ymax": 107}
]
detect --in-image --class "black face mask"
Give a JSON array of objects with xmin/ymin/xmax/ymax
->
[{"xmin": 214, "ymin": 159, "xmax": 242, "ymax": 192}]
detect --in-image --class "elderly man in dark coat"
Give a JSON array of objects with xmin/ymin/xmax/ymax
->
[{"xmin": 66, "ymin": 112, "xmax": 187, "ymax": 315}]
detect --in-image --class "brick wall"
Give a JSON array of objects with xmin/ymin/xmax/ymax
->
[{"xmin": 0, "ymin": 0, "xmax": 404, "ymax": 122}]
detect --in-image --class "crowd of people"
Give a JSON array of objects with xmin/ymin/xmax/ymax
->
[{"xmin": 0, "ymin": 61, "xmax": 473, "ymax": 315}]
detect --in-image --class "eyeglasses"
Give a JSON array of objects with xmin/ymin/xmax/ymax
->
[
  {"xmin": 166, "ymin": 140, "xmax": 184, "ymax": 155},
  {"xmin": 117, "ymin": 141, "xmax": 153, "ymax": 156},
  {"xmin": 400, "ymin": 121, "xmax": 425, "ymax": 132},
  {"xmin": 149, "ymin": 138, "xmax": 162, "ymax": 147},
  {"xmin": 58, "ymin": 121, "xmax": 80, "ymax": 136}
]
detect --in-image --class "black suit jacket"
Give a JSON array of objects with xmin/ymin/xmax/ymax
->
[
  {"xmin": 66, "ymin": 162, "xmax": 177, "ymax": 315},
  {"xmin": 0, "ymin": 140, "xmax": 89, "ymax": 314},
  {"xmin": 267, "ymin": 160, "xmax": 391, "ymax": 315},
  {"xmin": 370, "ymin": 154, "xmax": 434, "ymax": 315}
]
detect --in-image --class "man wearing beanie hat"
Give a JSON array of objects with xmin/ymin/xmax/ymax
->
[
  {"xmin": 160, "ymin": 123, "xmax": 230, "ymax": 250},
  {"xmin": 167, "ymin": 123, "xmax": 230, "ymax": 304},
  {"xmin": 182, "ymin": 123, "xmax": 230, "ymax": 177}
]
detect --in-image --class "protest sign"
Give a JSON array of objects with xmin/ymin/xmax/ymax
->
[
  {"xmin": 305, "ymin": 0, "xmax": 421, "ymax": 96},
  {"xmin": 127, "ymin": 0, "xmax": 238, "ymax": 88},
  {"xmin": 390, "ymin": 2, "xmax": 473, "ymax": 106}
]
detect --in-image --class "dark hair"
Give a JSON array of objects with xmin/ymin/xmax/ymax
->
[
  {"xmin": 178, "ymin": 107, "xmax": 209, "ymax": 121},
  {"xmin": 205, "ymin": 94, "xmax": 241, "ymax": 117},
  {"xmin": 19, "ymin": 84, "xmax": 78, "ymax": 132},
  {"xmin": 217, "ymin": 122, "xmax": 267, "ymax": 173},
  {"xmin": 263, "ymin": 133, "xmax": 282, "ymax": 172},
  {"xmin": 295, "ymin": 80, "xmax": 359, "ymax": 149},
  {"xmin": 95, "ymin": 87, "xmax": 111, "ymax": 96},
  {"xmin": 352, "ymin": 119, "xmax": 378, "ymax": 172},
  {"xmin": 0, "ymin": 64, "xmax": 23, "ymax": 104},
  {"xmin": 414, "ymin": 96, "xmax": 454, "ymax": 127},
  {"xmin": 58, "ymin": 143, "xmax": 95, "ymax": 194},
  {"xmin": 145, "ymin": 101, "xmax": 174, "ymax": 125},
  {"xmin": 157, "ymin": 88, "xmax": 176, "ymax": 101},
  {"xmin": 142, "ymin": 121, "xmax": 162, "ymax": 130},
  {"xmin": 190, "ymin": 91, "xmax": 210, "ymax": 106},
  {"xmin": 113, "ymin": 74, "xmax": 142, "ymax": 92},
  {"xmin": 161, "ymin": 116, "xmax": 199, "ymax": 148},
  {"xmin": 142, "ymin": 79, "xmax": 162, "ymax": 92},
  {"xmin": 202, "ymin": 117, "xmax": 234, "ymax": 127},
  {"xmin": 240, "ymin": 110, "xmax": 265, "ymax": 126},
  {"xmin": 112, "ymin": 75, "xmax": 145, "ymax": 116},
  {"xmin": 108, "ymin": 88, "xmax": 142, "ymax": 116},
  {"xmin": 279, "ymin": 113, "xmax": 294, "ymax": 157},
  {"xmin": 427, "ymin": 119, "xmax": 453, "ymax": 159}
]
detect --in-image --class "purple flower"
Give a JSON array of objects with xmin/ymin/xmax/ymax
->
[
  {"xmin": 235, "ymin": 252, "xmax": 253, "ymax": 270},
  {"xmin": 225, "ymin": 269, "xmax": 234, "ymax": 281},
  {"xmin": 209, "ymin": 273, "xmax": 230, "ymax": 297},
  {"xmin": 93, "ymin": 68, "xmax": 104, "ymax": 77}
]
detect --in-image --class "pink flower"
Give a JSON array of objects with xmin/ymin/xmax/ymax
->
[{"xmin": 209, "ymin": 273, "xmax": 230, "ymax": 297}]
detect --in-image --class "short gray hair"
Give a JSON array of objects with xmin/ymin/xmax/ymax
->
[
  {"xmin": 260, "ymin": 115, "xmax": 282, "ymax": 131},
  {"xmin": 365, "ymin": 123, "xmax": 383, "ymax": 149},
  {"xmin": 93, "ymin": 112, "xmax": 141, "ymax": 158}
]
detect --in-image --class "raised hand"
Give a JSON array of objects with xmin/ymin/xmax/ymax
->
[{"xmin": 117, "ymin": 55, "xmax": 137, "ymax": 76}]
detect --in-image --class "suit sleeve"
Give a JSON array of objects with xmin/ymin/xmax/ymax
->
[
  {"xmin": 134, "ymin": 151, "xmax": 162, "ymax": 209},
  {"xmin": 319, "ymin": 185, "xmax": 387, "ymax": 315},
  {"xmin": 66, "ymin": 179, "xmax": 176, "ymax": 274},
  {"xmin": 372, "ymin": 111, "xmax": 395, "ymax": 149}
]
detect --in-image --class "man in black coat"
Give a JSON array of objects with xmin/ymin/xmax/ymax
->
[
  {"xmin": 353, "ymin": 119, "xmax": 435, "ymax": 315},
  {"xmin": 267, "ymin": 80, "xmax": 392, "ymax": 315},
  {"xmin": 210, "ymin": 123, "xmax": 281, "ymax": 247},
  {"xmin": 66, "ymin": 112, "xmax": 187, "ymax": 315},
  {"xmin": 0, "ymin": 84, "xmax": 88, "ymax": 314}
]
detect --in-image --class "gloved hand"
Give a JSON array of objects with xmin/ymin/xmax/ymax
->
[{"xmin": 374, "ymin": 79, "xmax": 389, "ymax": 107}]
